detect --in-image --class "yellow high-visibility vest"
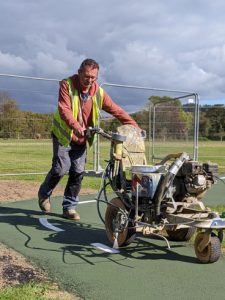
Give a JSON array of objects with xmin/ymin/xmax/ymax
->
[{"xmin": 52, "ymin": 77, "xmax": 104, "ymax": 147}]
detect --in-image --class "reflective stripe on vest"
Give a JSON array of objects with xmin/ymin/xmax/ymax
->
[{"xmin": 52, "ymin": 78, "xmax": 104, "ymax": 147}]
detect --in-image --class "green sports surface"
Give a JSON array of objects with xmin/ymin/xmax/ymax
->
[{"xmin": 0, "ymin": 182, "xmax": 225, "ymax": 299}]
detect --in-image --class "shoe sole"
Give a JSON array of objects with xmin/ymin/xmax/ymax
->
[
  {"xmin": 62, "ymin": 214, "xmax": 80, "ymax": 221},
  {"xmin": 39, "ymin": 199, "xmax": 51, "ymax": 213}
]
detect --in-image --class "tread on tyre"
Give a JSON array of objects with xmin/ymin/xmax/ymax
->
[{"xmin": 194, "ymin": 232, "xmax": 221, "ymax": 263}]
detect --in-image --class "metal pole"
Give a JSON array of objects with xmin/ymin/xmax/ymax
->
[
  {"xmin": 0, "ymin": 73, "xmax": 60, "ymax": 82},
  {"xmin": 101, "ymin": 82, "xmax": 195, "ymax": 95},
  {"xmin": 194, "ymin": 93, "xmax": 200, "ymax": 160},
  {"xmin": 152, "ymin": 104, "xmax": 156, "ymax": 163},
  {"xmin": 148, "ymin": 100, "xmax": 152, "ymax": 163}
]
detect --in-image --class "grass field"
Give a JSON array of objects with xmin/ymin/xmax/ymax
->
[
  {"xmin": 0, "ymin": 138, "xmax": 224, "ymax": 191},
  {"xmin": 0, "ymin": 139, "xmax": 225, "ymax": 179}
]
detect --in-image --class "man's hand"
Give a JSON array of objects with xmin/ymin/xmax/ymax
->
[{"xmin": 74, "ymin": 124, "xmax": 85, "ymax": 137}]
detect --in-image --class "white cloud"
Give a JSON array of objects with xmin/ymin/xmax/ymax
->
[
  {"xmin": 180, "ymin": 44, "xmax": 225, "ymax": 77},
  {"xmin": 23, "ymin": 34, "xmax": 86, "ymax": 78},
  {"xmin": 1, "ymin": 0, "xmax": 225, "ymax": 111},
  {"xmin": 0, "ymin": 51, "xmax": 32, "ymax": 74}
]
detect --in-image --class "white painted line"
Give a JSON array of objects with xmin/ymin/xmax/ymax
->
[
  {"xmin": 39, "ymin": 218, "xmax": 65, "ymax": 232},
  {"xmin": 39, "ymin": 200, "xmax": 96, "ymax": 231},
  {"xmin": 79, "ymin": 199, "xmax": 96, "ymax": 205},
  {"xmin": 91, "ymin": 243, "xmax": 120, "ymax": 254}
]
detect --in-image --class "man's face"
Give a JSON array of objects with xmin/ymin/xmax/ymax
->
[{"xmin": 78, "ymin": 66, "xmax": 98, "ymax": 89}]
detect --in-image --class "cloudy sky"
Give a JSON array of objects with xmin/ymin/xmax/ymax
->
[{"xmin": 0, "ymin": 0, "xmax": 225, "ymax": 112}]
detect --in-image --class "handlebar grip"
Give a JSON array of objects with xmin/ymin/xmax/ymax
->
[
  {"xmin": 141, "ymin": 130, "xmax": 147, "ymax": 139},
  {"xmin": 85, "ymin": 127, "xmax": 99, "ymax": 137},
  {"xmin": 85, "ymin": 127, "xmax": 111, "ymax": 139}
]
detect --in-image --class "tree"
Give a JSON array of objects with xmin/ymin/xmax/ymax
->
[
  {"xmin": 148, "ymin": 96, "xmax": 193, "ymax": 141},
  {"xmin": 199, "ymin": 111, "xmax": 211, "ymax": 137},
  {"xmin": 0, "ymin": 92, "xmax": 22, "ymax": 138},
  {"xmin": 203, "ymin": 104, "xmax": 225, "ymax": 140},
  {"xmin": 0, "ymin": 92, "xmax": 53, "ymax": 139}
]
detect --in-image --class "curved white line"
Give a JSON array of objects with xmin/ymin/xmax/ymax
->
[
  {"xmin": 39, "ymin": 200, "xmax": 96, "ymax": 232},
  {"xmin": 39, "ymin": 218, "xmax": 64, "ymax": 232}
]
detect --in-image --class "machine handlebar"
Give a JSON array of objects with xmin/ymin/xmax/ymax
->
[
  {"xmin": 85, "ymin": 126, "xmax": 146, "ymax": 141},
  {"xmin": 85, "ymin": 127, "xmax": 112, "ymax": 140}
]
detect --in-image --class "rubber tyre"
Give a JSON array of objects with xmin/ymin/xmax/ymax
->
[
  {"xmin": 194, "ymin": 232, "xmax": 221, "ymax": 263},
  {"xmin": 166, "ymin": 227, "xmax": 196, "ymax": 241},
  {"xmin": 218, "ymin": 230, "xmax": 224, "ymax": 243},
  {"xmin": 105, "ymin": 197, "xmax": 135, "ymax": 247}
]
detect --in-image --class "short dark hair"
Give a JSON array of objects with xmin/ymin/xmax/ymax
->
[{"xmin": 79, "ymin": 58, "xmax": 99, "ymax": 72}]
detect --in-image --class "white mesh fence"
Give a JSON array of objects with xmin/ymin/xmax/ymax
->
[{"xmin": 0, "ymin": 74, "xmax": 224, "ymax": 176}]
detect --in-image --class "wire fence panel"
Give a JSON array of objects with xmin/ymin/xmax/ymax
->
[
  {"xmin": 0, "ymin": 74, "xmax": 59, "ymax": 175},
  {"xmin": 150, "ymin": 99, "xmax": 198, "ymax": 162},
  {"xmin": 0, "ymin": 74, "xmax": 225, "ymax": 176},
  {"xmin": 101, "ymin": 83, "xmax": 199, "ymax": 164}
]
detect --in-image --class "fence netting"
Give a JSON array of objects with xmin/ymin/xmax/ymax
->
[{"xmin": 1, "ymin": 74, "xmax": 224, "ymax": 176}]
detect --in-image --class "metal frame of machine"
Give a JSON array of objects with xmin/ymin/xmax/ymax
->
[{"xmin": 92, "ymin": 125, "xmax": 225, "ymax": 264}]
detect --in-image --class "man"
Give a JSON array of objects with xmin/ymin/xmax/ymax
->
[{"xmin": 38, "ymin": 58, "xmax": 139, "ymax": 221}]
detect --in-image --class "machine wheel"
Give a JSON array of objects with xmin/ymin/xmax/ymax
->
[
  {"xmin": 218, "ymin": 230, "xmax": 224, "ymax": 243},
  {"xmin": 194, "ymin": 232, "xmax": 221, "ymax": 263},
  {"xmin": 166, "ymin": 227, "xmax": 196, "ymax": 241},
  {"xmin": 105, "ymin": 197, "xmax": 136, "ymax": 247}
]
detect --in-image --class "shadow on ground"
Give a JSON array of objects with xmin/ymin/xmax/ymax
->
[{"xmin": 0, "ymin": 205, "xmax": 197, "ymax": 265}]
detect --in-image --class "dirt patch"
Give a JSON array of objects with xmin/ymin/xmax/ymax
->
[
  {"xmin": 0, "ymin": 180, "xmax": 96, "ymax": 299},
  {"xmin": 0, "ymin": 243, "xmax": 78, "ymax": 299},
  {"xmin": 0, "ymin": 243, "xmax": 48, "ymax": 289},
  {"xmin": 0, "ymin": 180, "xmax": 97, "ymax": 203}
]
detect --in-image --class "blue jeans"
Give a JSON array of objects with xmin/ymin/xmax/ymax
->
[{"xmin": 38, "ymin": 134, "xmax": 87, "ymax": 210}]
